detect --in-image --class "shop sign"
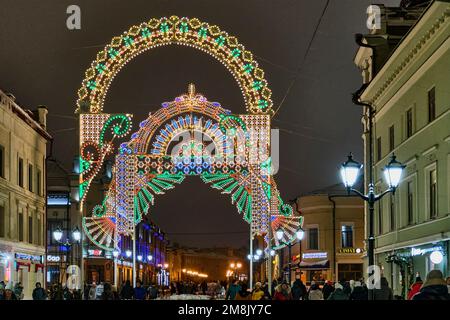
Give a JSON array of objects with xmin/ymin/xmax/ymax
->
[
  {"xmin": 302, "ymin": 252, "xmax": 327, "ymax": 259},
  {"xmin": 338, "ymin": 248, "xmax": 364, "ymax": 254},
  {"xmin": 411, "ymin": 246, "xmax": 443, "ymax": 257},
  {"xmin": 88, "ymin": 249, "xmax": 103, "ymax": 257},
  {"xmin": 47, "ymin": 255, "xmax": 61, "ymax": 262},
  {"xmin": 15, "ymin": 253, "xmax": 42, "ymax": 262}
]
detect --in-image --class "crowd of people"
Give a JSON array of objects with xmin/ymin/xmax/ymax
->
[{"xmin": 0, "ymin": 269, "xmax": 449, "ymax": 300}]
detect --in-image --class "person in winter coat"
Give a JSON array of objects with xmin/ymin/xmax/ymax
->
[
  {"xmin": 291, "ymin": 277, "xmax": 307, "ymax": 300},
  {"xmin": 235, "ymin": 283, "xmax": 252, "ymax": 300},
  {"xmin": 412, "ymin": 270, "xmax": 450, "ymax": 300},
  {"xmin": 321, "ymin": 281, "xmax": 334, "ymax": 300},
  {"xmin": 134, "ymin": 280, "xmax": 147, "ymax": 300},
  {"xmin": 251, "ymin": 282, "xmax": 264, "ymax": 300},
  {"xmin": 32, "ymin": 282, "xmax": 47, "ymax": 300},
  {"xmin": 4, "ymin": 289, "xmax": 17, "ymax": 300},
  {"xmin": 120, "ymin": 280, "xmax": 134, "ymax": 300},
  {"xmin": 225, "ymin": 280, "xmax": 241, "ymax": 300},
  {"xmin": 88, "ymin": 283, "xmax": 97, "ymax": 300},
  {"xmin": 273, "ymin": 283, "xmax": 292, "ymax": 300},
  {"xmin": 350, "ymin": 281, "xmax": 367, "ymax": 300},
  {"xmin": 327, "ymin": 283, "xmax": 349, "ymax": 300},
  {"xmin": 14, "ymin": 282, "xmax": 24, "ymax": 300},
  {"xmin": 407, "ymin": 276, "xmax": 423, "ymax": 300},
  {"xmin": 308, "ymin": 281, "xmax": 324, "ymax": 300},
  {"xmin": 373, "ymin": 277, "xmax": 393, "ymax": 300},
  {"xmin": 147, "ymin": 283, "xmax": 159, "ymax": 300},
  {"xmin": 100, "ymin": 283, "xmax": 115, "ymax": 300}
]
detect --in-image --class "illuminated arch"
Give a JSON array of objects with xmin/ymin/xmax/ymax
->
[{"xmin": 76, "ymin": 16, "xmax": 273, "ymax": 115}]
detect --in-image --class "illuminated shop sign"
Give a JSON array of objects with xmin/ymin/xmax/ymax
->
[
  {"xmin": 88, "ymin": 249, "xmax": 103, "ymax": 257},
  {"xmin": 47, "ymin": 255, "xmax": 61, "ymax": 262},
  {"xmin": 302, "ymin": 252, "xmax": 328, "ymax": 259},
  {"xmin": 15, "ymin": 253, "xmax": 42, "ymax": 262},
  {"xmin": 338, "ymin": 248, "xmax": 364, "ymax": 254},
  {"xmin": 411, "ymin": 246, "xmax": 443, "ymax": 257}
]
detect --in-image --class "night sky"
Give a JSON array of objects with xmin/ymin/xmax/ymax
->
[{"xmin": 0, "ymin": 0, "xmax": 398, "ymax": 248}]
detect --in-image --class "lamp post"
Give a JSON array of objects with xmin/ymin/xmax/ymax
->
[
  {"xmin": 275, "ymin": 228, "xmax": 304, "ymax": 285},
  {"xmin": 339, "ymin": 152, "xmax": 404, "ymax": 300},
  {"xmin": 229, "ymin": 262, "xmax": 242, "ymax": 280}
]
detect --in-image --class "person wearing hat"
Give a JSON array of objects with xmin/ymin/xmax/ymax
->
[
  {"xmin": 407, "ymin": 274, "xmax": 423, "ymax": 300},
  {"xmin": 251, "ymin": 282, "xmax": 264, "ymax": 300},
  {"xmin": 327, "ymin": 283, "xmax": 349, "ymax": 300},
  {"xmin": 412, "ymin": 270, "xmax": 450, "ymax": 300}
]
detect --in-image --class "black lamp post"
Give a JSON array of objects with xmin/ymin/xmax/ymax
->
[
  {"xmin": 275, "ymin": 228, "xmax": 304, "ymax": 285},
  {"xmin": 339, "ymin": 152, "xmax": 405, "ymax": 300}
]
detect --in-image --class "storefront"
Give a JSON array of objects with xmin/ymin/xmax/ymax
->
[
  {"xmin": 336, "ymin": 247, "xmax": 364, "ymax": 282},
  {"xmin": 14, "ymin": 252, "xmax": 44, "ymax": 299},
  {"xmin": 298, "ymin": 251, "xmax": 330, "ymax": 285},
  {"xmin": 376, "ymin": 240, "xmax": 449, "ymax": 298},
  {"xmin": 0, "ymin": 251, "xmax": 12, "ymax": 284},
  {"xmin": 84, "ymin": 249, "xmax": 113, "ymax": 284}
]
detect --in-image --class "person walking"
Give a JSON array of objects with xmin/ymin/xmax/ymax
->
[
  {"xmin": 327, "ymin": 283, "xmax": 349, "ymax": 300},
  {"xmin": 14, "ymin": 282, "xmax": 24, "ymax": 300},
  {"xmin": 147, "ymin": 282, "xmax": 158, "ymax": 300},
  {"xmin": 273, "ymin": 282, "xmax": 292, "ymax": 300},
  {"xmin": 321, "ymin": 280, "xmax": 334, "ymax": 300},
  {"xmin": 235, "ymin": 283, "xmax": 251, "ymax": 300},
  {"xmin": 407, "ymin": 275, "xmax": 423, "ymax": 300},
  {"xmin": 32, "ymin": 282, "xmax": 47, "ymax": 300},
  {"xmin": 88, "ymin": 283, "xmax": 97, "ymax": 300},
  {"xmin": 100, "ymin": 283, "xmax": 115, "ymax": 300},
  {"xmin": 412, "ymin": 270, "xmax": 450, "ymax": 300},
  {"xmin": 120, "ymin": 280, "xmax": 134, "ymax": 300},
  {"xmin": 373, "ymin": 277, "xmax": 393, "ymax": 300},
  {"xmin": 350, "ymin": 281, "xmax": 367, "ymax": 300},
  {"xmin": 291, "ymin": 277, "xmax": 307, "ymax": 300},
  {"xmin": 134, "ymin": 280, "xmax": 147, "ymax": 300},
  {"xmin": 225, "ymin": 280, "xmax": 240, "ymax": 300},
  {"xmin": 308, "ymin": 281, "xmax": 324, "ymax": 300},
  {"xmin": 251, "ymin": 282, "xmax": 264, "ymax": 300}
]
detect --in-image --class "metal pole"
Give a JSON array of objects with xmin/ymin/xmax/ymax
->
[
  {"xmin": 368, "ymin": 184, "xmax": 375, "ymax": 300},
  {"xmin": 249, "ymin": 222, "xmax": 253, "ymax": 291},
  {"xmin": 267, "ymin": 225, "xmax": 272, "ymax": 295},
  {"xmin": 132, "ymin": 225, "xmax": 136, "ymax": 287},
  {"xmin": 288, "ymin": 244, "xmax": 292, "ymax": 286}
]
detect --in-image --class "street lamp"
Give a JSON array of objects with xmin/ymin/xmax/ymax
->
[
  {"xmin": 275, "ymin": 227, "xmax": 305, "ymax": 285},
  {"xmin": 113, "ymin": 250, "xmax": 119, "ymax": 258},
  {"xmin": 53, "ymin": 227, "xmax": 63, "ymax": 242},
  {"xmin": 72, "ymin": 227, "xmax": 81, "ymax": 243},
  {"xmin": 147, "ymin": 255, "xmax": 153, "ymax": 262},
  {"xmin": 339, "ymin": 152, "xmax": 404, "ymax": 300},
  {"xmin": 125, "ymin": 250, "xmax": 132, "ymax": 258}
]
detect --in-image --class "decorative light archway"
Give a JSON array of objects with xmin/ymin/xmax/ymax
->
[{"xmin": 77, "ymin": 17, "xmax": 302, "ymax": 254}]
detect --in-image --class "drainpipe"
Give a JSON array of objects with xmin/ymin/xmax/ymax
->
[{"xmin": 44, "ymin": 137, "xmax": 54, "ymax": 290}]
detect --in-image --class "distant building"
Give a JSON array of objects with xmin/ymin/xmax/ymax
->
[
  {"xmin": 355, "ymin": 1, "xmax": 450, "ymax": 297},
  {"xmin": 0, "ymin": 89, "xmax": 51, "ymax": 299},
  {"xmin": 277, "ymin": 184, "xmax": 364, "ymax": 285},
  {"xmin": 167, "ymin": 246, "xmax": 248, "ymax": 282}
]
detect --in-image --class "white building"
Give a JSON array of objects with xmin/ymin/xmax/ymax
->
[
  {"xmin": 0, "ymin": 89, "xmax": 51, "ymax": 299},
  {"xmin": 355, "ymin": 1, "xmax": 450, "ymax": 297}
]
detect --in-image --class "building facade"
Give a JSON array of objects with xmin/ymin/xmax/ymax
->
[
  {"xmin": 277, "ymin": 185, "xmax": 365, "ymax": 285},
  {"xmin": 0, "ymin": 89, "xmax": 51, "ymax": 299},
  {"xmin": 355, "ymin": 1, "xmax": 450, "ymax": 297}
]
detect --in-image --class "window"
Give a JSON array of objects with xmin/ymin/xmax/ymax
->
[
  {"xmin": 378, "ymin": 201, "xmax": 383, "ymax": 235},
  {"xmin": 308, "ymin": 228, "xmax": 319, "ymax": 250},
  {"xmin": 428, "ymin": 87, "xmax": 436, "ymax": 122},
  {"xmin": 406, "ymin": 108, "xmax": 413, "ymax": 138},
  {"xmin": 430, "ymin": 169, "xmax": 437, "ymax": 219},
  {"xmin": 390, "ymin": 195, "xmax": 395, "ymax": 231},
  {"xmin": 0, "ymin": 205, "xmax": 4, "ymax": 238},
  {"xmin": 407, "ymin": 181, "xmax": 414, "ymax": 225},
  {"xmin": 37, "ymin": 215, "xmax": 41, "ymax": 245},
  {"xmin": 18, "ymin": 157, "xmax": 23, "ymax": 187},
  {"xmin": 18, "ymin": 211, "xmax": 24, "ymax": 242},
  {"xmin": 0, "ymin": 145, "xmax": 4, "ymax": 178},
  {"xmin": 28, "ymin": 164, "xmax": 33, "ymax": 192},
  {"xmin": 389, "ymin": 125, "xmax": 395, "ymax": 152},
  {"xmin": 341, "ymin": 225, "xmax": 353, "ymax": 248},
  {"xmin": 376, "ymin": 137, "xmax": 382, "ymax": 162},
  {"xmin": 28, "ymin": 215, "xmax": 33, "ymax": 244},
  {"xmin": 36, "ymin": 169, "xmax": 42, "ymax": 196}
]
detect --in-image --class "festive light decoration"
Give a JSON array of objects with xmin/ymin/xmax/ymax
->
[
  {"xmin": 75, "ymin": 16, "xmax": 273, "ymax": 115},
  {"xmin": 77, "ymin": 17, "xmax": 301, "ymax": 253},
  {"xmin": 80, "ymin": 85, "xmax": 302, "ymax": 251}
]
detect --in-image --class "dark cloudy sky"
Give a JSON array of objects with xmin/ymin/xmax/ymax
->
[{"xmin": 0, "ymin": 0, "xmax": 398, "ymax": 248}]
